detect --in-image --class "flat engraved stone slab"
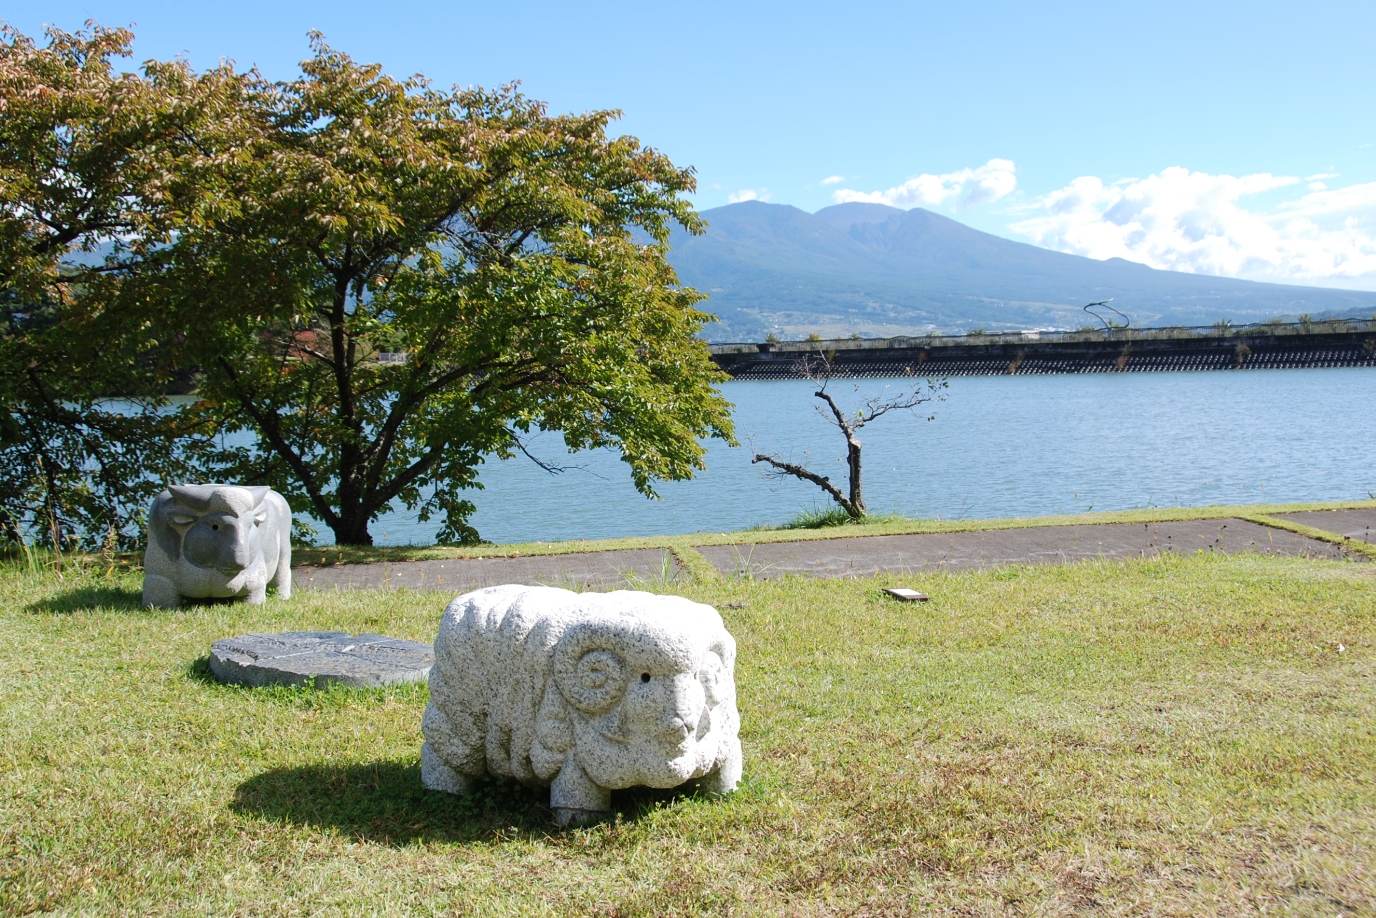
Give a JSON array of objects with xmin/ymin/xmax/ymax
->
[{"xmin": 209, "ymin": 631, "xmax": 433, "ymax": 688}]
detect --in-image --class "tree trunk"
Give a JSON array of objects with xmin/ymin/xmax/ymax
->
[
  {"xmin": 846, "ymin": 436, "xmax": 864, "ymax": 518},
  {"xmin": 330, "ymin": 502, "xmax": 375, "ymax": 546}
]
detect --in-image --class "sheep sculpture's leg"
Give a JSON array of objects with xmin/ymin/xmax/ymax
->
[
  {"xmin": 697, "ymin": 737, "xmax": 744, "ymax": 797},
  {"xmin": 142, "ymin": 574, "xmax": 182, "ymax": 610},
  {"xmin": 420, "ymin": 742, "xmax": 473, "ymax": 795},
  {"xmin": 550, "ymin": 758, "xmax": 611, "ymax": 828}
]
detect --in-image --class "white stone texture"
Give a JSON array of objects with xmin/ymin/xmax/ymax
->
[
  {"xmin": 142, "ymin": 484, "xmax": 292, "ymax": 608},
  {"xmin": 421, "ymin": 585, "xmax": 743, "ymax": 827}
]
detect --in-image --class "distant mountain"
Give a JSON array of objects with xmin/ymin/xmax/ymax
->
[{"xmin": 667, "ymin": 201, "xmax": 1376, "ymax": 342}]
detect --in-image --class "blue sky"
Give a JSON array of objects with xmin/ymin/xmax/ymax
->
[{"xmin": 13, "ymin": 1, "xmax": 1376, "ymax": 289}]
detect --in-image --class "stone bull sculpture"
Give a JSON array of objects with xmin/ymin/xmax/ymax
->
[
  {"xmin": 142, "ymin": 484, "xmax": 292, "ymax": 609},
  {"xmin": 421, "ymin": 585, "xmax": 743, "ymax": 827}
]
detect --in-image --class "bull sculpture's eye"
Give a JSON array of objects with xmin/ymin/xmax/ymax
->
[
  {"xmin": 211, "ymin": 524, "xmax": 219, "ymax": 531},
  {"xmin": 640, "ymin": 672, "xmax": 651, "ymax": 683}
]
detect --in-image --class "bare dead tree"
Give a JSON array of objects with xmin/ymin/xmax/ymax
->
[{"xmin": 752, "ymin": 352, "xmax": 946, "ymax": 520}]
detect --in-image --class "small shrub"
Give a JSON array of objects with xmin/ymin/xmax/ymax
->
[
  {"xmin": 774, "ymin": 507, "xmax": 911, "ymax": 530},
  {"xmin": 780, "ymin": 506, "xmax": 856, "ymax": 529}
]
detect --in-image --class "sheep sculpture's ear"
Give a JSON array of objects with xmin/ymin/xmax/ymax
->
[
  {"xmin": 698, "ymin": 649, "xmax": 730, "ymax": 708},
  {"xmin": 711, "ymin": 631, "xmax": 737, "ymax": 672}
]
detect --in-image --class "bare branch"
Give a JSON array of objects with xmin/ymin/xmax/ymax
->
[
  {"xmin": 813, "ymin": 387, "xmax": 854, "ymax": 436},
  {"xmin": 508, "ymin": 428, "xmax": 579, "ymax": 475},
  {"xmin": 752, "ymin": 452, "xmax": 853, "ymax": 513},
  {"xmin": 856, "ymin": 389, "xmax": 935, "ymax": 427}
]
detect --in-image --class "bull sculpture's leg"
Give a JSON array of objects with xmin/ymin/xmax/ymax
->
[
  {"xmin": 272, "ymin": 538, "xmax": 292, "ymax": 600},
  {"xmin": 244, "ymin": 560, "xmax": 268, "ymax": 604},
  {"xmin": 697, "ymin": 736, "xmax": 743, "ymax": 797},
  {"xmin": 550, "ymin": 758, "xmax": 611, "ymax": 828},
  {"xmin": 421, "ymin": 742, "xmax": 473, "ymax": 795},
  {"xmin": 142, "ymin": 574, "xmax": 182, "ymax": 610}
]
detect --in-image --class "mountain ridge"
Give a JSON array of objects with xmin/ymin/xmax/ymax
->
[{"xmin": 666, "ymin": 201, "xmax": 1376, "ymax": 342}]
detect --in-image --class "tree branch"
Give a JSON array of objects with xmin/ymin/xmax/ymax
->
[
  {"xmin": 856, "ymin": 390, "xmax": 932, "ymax": 427},
  {"xmin": 751, "ymin": 453, "xmax": 852, "ymax": 511},
  {"xmin": 813, "ymin": 387, "xmax": 854, "ymax": 437},
  {"xmin": 215, "ymin": 356, "xmax": 338, "ymax": 528},
  {"xmin": 508, "ymin": 428, "xmax": 577, "ymax": 474}
]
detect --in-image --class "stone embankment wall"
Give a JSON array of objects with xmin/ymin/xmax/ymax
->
[{"xmin": 710, "ymin": 327, "xmax": 1376, "ymax": 379}]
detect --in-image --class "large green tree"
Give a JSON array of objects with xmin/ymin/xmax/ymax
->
[
  {"xmin": 150, "ymin": 38, "xmax": 732, "ymax": 545},
  {"xmin": 0, "ymin": 23, "xmax": 238, "ymax": 547}
]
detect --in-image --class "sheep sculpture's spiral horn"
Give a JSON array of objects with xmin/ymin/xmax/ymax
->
[{"xmin": 554, "ymin": 623, "xmax": 632, "ymax": 714}]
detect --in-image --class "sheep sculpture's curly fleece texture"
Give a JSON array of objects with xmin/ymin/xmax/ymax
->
[{"xmin": 421, "ymin": 585, "xmax": 742, "ymax": 826}]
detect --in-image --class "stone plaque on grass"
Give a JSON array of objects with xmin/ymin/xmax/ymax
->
[{"xmin": 209, "ymin": 631, "xmax": 433, "ymax": 688}]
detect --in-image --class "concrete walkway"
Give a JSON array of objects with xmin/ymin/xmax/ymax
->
[
  {"xmin": 293, "ymin": 548, "xmax": 682, "ymax": 593},
  {"xmin": 697, "ymin": 518, "xmax": 1356, "ymax": 580},
  {"xmin": 1273, "ymin": 508, "xmax": 1376, "ymax": 542},
  {"xmin": 291, "ymin": 511, "xmax": 1373, "ymax": 593}
]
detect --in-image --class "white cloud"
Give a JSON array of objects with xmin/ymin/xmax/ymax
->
[
  {"xmin": 1277, "ymin": 180, "xmax": 1376, "ymax": 219},
  {"xmin": 821, "ymin": 175, "xmax": 845, "ymax": 185},
  {"xmin": 1309, "ymin": 181, "xmax": 1328, "ymax": 191},
  {"xmin": 1305, "ymin": 172, "xmax": 1338, "ymax": 181},
  {"xmin": 728, "ymin": 188, "xmax": 770, "ymax": 204},
  {"xmin": 1009, "ymin": 166, "xmax": 1376, "ymax": 287},
  {"xmin": 832, "ymin": 159, "xmax": 1017, "ymax": 210}
]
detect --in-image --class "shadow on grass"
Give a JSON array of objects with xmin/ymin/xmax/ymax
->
[
  {"xmin": 25, "ymin": 582, "xmax": 144, "ymax": 615},
  {"xmin": 184, "ymin": 657, "xmax": 432, "ymax": 709},
  {"xmin": 232, "ymin": 759, "xmax": 705, "ymax": 843},
  {"xmin": 186, "ymin": 655, "xmax": 219, "ymax": 686},
  {"xmin": 27, "ymin": 584, "xmax": 268, "ymax": 615}
]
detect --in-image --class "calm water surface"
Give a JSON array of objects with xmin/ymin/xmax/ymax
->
[{"xmin": 325, "ymin": 368, "xmax": 1376, "ymax": 545}]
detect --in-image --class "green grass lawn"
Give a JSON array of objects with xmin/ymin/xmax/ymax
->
[{"xmin": 2, "ymin": 552, "xmax": 1374, "ymax": 916}]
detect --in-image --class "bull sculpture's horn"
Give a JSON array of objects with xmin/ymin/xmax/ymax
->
[
  {"xmin": 168, "ymin": 484, "xmax": 271, "ymax": 514},
  {"xmin": 168, "ymin": 484, "xmax": 218, "ymax": 512}
]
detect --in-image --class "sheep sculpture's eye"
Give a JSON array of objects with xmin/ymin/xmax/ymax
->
[
  {"xmin": 640, "ymin": 672, "xmax": 651, "ymax": 683},
  {"xmin": 211, "ymin": 524, "xmax": 219, "ymax": 531}
]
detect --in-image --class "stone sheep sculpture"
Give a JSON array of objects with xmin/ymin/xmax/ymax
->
[
  {"xmin": 142, "ymin": 484, "xmax": 292, "ymax": 609},
  {"xmin": 421, "ymin": 585, "xmax": 743, "ymax": 827}
]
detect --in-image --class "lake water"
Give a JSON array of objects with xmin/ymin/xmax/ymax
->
[{"xmin": 340, "ymin": 367, "xmax": 1376, "ymax": 546}]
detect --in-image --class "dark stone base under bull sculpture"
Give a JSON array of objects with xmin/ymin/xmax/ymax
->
[{"xmin": 209, "ymin": 631, "xmax": 433, "ymax": 688}]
